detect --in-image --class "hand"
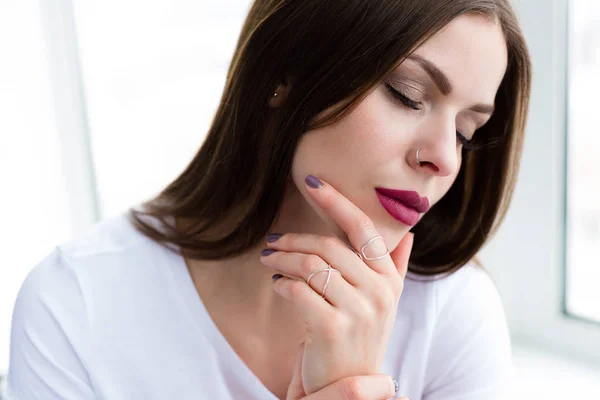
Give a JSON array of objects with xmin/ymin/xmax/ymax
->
[
  {"xmin": 286, "ymin": 343, "xmax": 408, "ymax": 400},
  {"xmin": 261, "ymin": 175, "xmax": 414, "ymax": 395}
]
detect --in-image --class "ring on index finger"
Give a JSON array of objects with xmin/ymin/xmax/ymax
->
[{"xmin": 360, "ymin": 235, "xmax": 390, "ymax": 261}]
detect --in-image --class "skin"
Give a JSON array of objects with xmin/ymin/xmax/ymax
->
[{"xmin": 185, "ymin": 14, "xmax": 508, "ymax": 400}]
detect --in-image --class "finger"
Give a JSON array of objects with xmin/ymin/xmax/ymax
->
[
  {"xmin": 265, "ymin": 233, "xmax": 376, "ymax": 287},
  {"xmin": 304, "ymin": 175, "xmax": 394, "ymax": 275},
  {"xmin": 388, "ymin": 232, "xmax": 414, "ymax": 280},
  {"xmin": 271, "ymin": 274, "xmax": 336, "ymax": 324},
  {"xmin": 261, "ymin": 250, "xmax": 360, "ymax": 307},
  {"xmin": 302, "ymin": 374, "xmax": 402, "ymax": 400},
  {"xmin": 286, "ymin": 342, "xmax": 306, "ymax": 400}
]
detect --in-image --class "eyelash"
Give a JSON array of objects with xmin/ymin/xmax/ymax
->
[{"xmin": 384, "ymin": 83, "xmax": 475, "ymax": 152}]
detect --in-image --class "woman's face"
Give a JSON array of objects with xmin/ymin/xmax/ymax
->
[{"xmin": 289, "ymin": 14, "xmax": 508, "ymax": 248}]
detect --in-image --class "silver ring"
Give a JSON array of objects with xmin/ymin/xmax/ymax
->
[
  {"xmin": 416, "ymin": 148, "xmax": 422, "ymax": 165},
  {"xmin": 306, "ymin": 265, "xmax": 341, "ymax": 299},
  {"xmin": 360, "ymin": 235, "xmax": 390, "ymax": 261}
]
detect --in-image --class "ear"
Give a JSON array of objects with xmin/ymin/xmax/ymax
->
[{"xmin": 268, "ymin": 78, "xmax": 293, "ymax": 108}]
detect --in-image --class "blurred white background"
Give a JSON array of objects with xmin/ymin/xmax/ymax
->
[{"xmin": 1, "ymin": 0, "xmax": 599, "ymax": 397}]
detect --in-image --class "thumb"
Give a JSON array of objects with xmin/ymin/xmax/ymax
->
[
  {"xmin": 286, "ymin": 342, "xmax": 306, "ymax": 400},
  {"xmin": 389, "ymin": 232, "xmax": 414, "ymax": 280}
]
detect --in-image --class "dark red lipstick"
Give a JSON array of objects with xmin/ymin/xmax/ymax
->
[{"xmin": 375, "ymin": 188, "xmax": 430, "ymax": 226}]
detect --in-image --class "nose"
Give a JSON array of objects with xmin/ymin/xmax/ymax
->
[{"xmin": 407, "ymin": 114, "xmax": 460, "ymax": 177}]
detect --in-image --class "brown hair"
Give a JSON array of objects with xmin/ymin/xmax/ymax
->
[{"xmin": 130, "ymin": 0, "xmax": 531, "ymax": 276}]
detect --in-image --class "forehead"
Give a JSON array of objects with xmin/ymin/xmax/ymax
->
[{"xmin": 409, "ymin": 14, "xmax": 508, "ymax": 103}]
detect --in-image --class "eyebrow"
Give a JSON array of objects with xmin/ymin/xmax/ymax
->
[{"xmin": 406, "ymin": 54, "xmax": 495, "ymax": 115}]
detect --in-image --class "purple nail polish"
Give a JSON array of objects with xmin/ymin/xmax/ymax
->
[
  {"xmin": 272, "ymin": 274, "xmax": 283, "ymax": 281},
  {"xmin": 266, "ymin": 233, "xmax": 283, "ymax": 243},
  {"xmin": 305, "ymin": 175, "xmax": 322, "ymax": 189},
  {"xmin": 261, "ymin": 249, "xmax": 276, "ymax": 257}
]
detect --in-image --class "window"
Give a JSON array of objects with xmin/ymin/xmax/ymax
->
[
  {"xmin": 565, "ymin": 0, "xmax": 600, "ymax": 324},
  {"xmin": 480, "ymin": 0, "xmax": 600, "ymax": 370},
  {"xmin": 0, "ymin": 1, "xmax": 73, "ymax": 375},
  {"xmin": 0, "ymin": 0, "xmax": 253, "ymax": 379},
  {"xmin": 71, "ymin": 0, "xmax": 253, "ymax": 218}
]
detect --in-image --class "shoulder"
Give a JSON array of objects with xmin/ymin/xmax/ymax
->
[
  {"xmin": 11, "ymin": 247, "xmax": 86, "ymax": 334},
  {"xmin": 58, "ymin": 212, "xmax": 158, "ymax": 263},
  {"xmin": 11, "ymin": 212, "xmax": 158, "ymax": 319},
  {"xmin": 6, "ymin": 212, "xmax": 156, "ymax": 398},
  {"xmin": 13, "ymin": 212, "xmax": 173, "ymax": 329},
  {"xmin": 432, "ymin": 263, "xmax": 505, "ymax": 319},
  {"xmin": 403, "ymin": 262, "xmax": 502, "ymax": 317},
  {"xmin": 403, "ymin": 262, "xmax": 504, "ymax": 320},
  {"xmin": 417, "ymin": 263, "xmax": 513, "ymax": 398},
  {"xmin": 46, "ymin": 212, "xmax": 175, "ymax": 287},
  {"xmin": 406, "ymin": 262, "xmax": 511, "ymax": 349}
]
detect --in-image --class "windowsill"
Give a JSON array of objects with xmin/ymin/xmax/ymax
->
[{"xmin": 512, "ymin": 338, "xmax": 600, "ymax": 398}]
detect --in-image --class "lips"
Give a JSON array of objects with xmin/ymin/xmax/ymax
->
[
  {"xmin": 375, "ymin": 188, "xmax": 430, "ymax": 213},
  {"xmin": 375, "ymin": 188, "xmax": 430, "ymax": 227}
]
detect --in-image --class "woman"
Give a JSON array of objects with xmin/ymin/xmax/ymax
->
[{"xmin": 7, "ymin": 0, "xmax": 531, "ymax": 399}]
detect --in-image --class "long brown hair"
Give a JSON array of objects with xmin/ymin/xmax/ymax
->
[{"xmin": 131, "ymin": 0, "xmax": 531, "ymax": 276}]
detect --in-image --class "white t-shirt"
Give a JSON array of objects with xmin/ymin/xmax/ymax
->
[{"xmin": 7, "ymin": 213, "xmax": 514, "ymax": 400}]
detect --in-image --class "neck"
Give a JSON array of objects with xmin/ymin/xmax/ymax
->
[{"xmin": 184, "ymin": 179, "xmax": 334, "ymax": 336}]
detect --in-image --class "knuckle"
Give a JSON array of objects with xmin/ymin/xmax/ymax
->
[
  {"xmin": 284, "ymin": 232, "xmax": 300, "ymax": 247},
  {"xmin": 302, "ymin": 254, "xmax": 324, "ymax": 274},
  {"xmin": 384, "ymin": 274, "xmax": 405, "ymax": 298},
  {"xmin": 321, "ymin": 190, "xmax": 336, "ymax": 208},
  {"xmin": 372, "ymin": 287, "xmax": 395, "ymax": 312},
  {"xmin": 321, "ymin": 236, "xmax": 346, "ymax": 253},
  {"xmin": 356, "ymin": 215, "xmax": 375, "ymax": 233},
  {"xmin": 342, "ymin": 377, "xmax": 367, "ymax": 400},
  {"xmin": 364, "ymin": 302, "xmax": 378, "ymax": 320},
  {"xmin": 320, "ymin": 314, "xmax": 348, "ymax": 342},
  {"xmin": 349, "ymin": 299, "xmax": 375, "ymax": 319},
  {"xmin": 393, "ymin": 275, "xmax": 405, "ymax": 295},
  {"xmin": 287, "ymin": 279, "xmax": 305, "ymax": 298}
]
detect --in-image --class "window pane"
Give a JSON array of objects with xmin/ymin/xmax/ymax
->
[
  {"xmin": 72, "ymin": 1, "xmax": 252, "ymax": 217},
  {"xmin": 566, "ymin": 0, "xmax": 600, "ymax": 323},
  {"xmin": 0, "ymin": 1, "xmax": 73, "ymax": 374}
]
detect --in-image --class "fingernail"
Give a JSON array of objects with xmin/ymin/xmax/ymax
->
[
  {"xmin": 305, "ymin": 175, "xmax": 322, "ymax": 189},
  {"xmin": 272, "ymin": 273, "xmax": 283, "ymax": 281},
  {"xmin": 266, "ymin": 233, "xmax": 283, "ymax": 243},
  {"xmin": 391, "ymin": 377, "xmax": 399, "ymax": 394},
  {"xmin": 261, "ymin": 249, "xmax": 276, "ymax": 257}
]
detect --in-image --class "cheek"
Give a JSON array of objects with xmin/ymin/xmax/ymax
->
[
  {"xmin": 330, "ymin": 90, "xmax": 418, "ymax": 168},
  {"xmin": 293, "ymin": 92, "xmax": 406, "ymax": 178}
]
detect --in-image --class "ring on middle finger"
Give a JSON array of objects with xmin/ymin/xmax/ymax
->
[{"xmin": 306, "ymin": 265, "xmax": 342, "ymax": 299}]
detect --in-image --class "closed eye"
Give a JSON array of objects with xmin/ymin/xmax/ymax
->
[
  {"xmin": 385, "ymin": 82, "xmax": 422, "ymax": 110},
  {"xmin": 385, "ymin": 82, "xmax": 476, "ymax": 152}
]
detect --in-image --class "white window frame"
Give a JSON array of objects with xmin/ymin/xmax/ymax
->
[
  {"xmin": 481, "ymin": 0, "xmax": 600, "ymax": 366},
  {"xmin": 38, "ymin": 0, "xmax": 100, "ymax": 233}
]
